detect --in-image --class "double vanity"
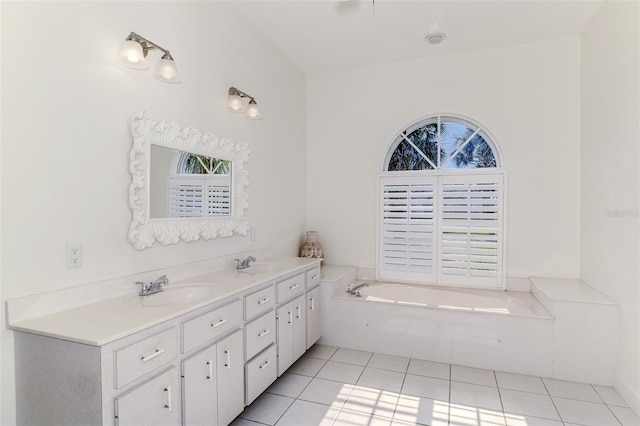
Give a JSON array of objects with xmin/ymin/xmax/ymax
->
[{"xmin": 9, "ymin": 256, "xmax": 322, "ymax": 426}]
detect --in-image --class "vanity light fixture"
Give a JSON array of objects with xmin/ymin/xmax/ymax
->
[
  {"xmin": 228, "ymin": 87, "xmax": 262, "ymax": 119},
  {"xmin": 119, "ymin": 32, "xmax": 181, "ymax": 84}
]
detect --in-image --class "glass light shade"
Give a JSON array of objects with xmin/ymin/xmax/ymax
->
[
  {"xmin": 154, "ymin": 58, "xmax": 181, "ymax": 83},
  {"xmin": 246, "ymin": 102, "xmax": 261, "ymax": 119},
  {"xmin": 228, "ymin": 94, "xmax": 244, "ymax": 111},
  {"xmin": 119, "ymin": 40, "xmax": 148, "ymax": 69}
]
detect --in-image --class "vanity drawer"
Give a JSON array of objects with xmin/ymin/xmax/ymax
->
[
  {"xmin": 245, "ymin": 310, "xmax": 276, "ymax": 360},
  {"xmin": 114, "ymin": 327, "xmax": 178, "ymax": 389},
  {"xmin": 182, "ymin": 300, "xmax": 242, "ymax": 353},
  {"xmin": 306, "ymin": 267, "xmax": 321, "ymax": 288},
  {"xmin": 245, "ymin": 344, "xmax": 277, "ymax": 405},
  {"xmin": 245, "ymin": 285, "xmax": 275, "ymax": 320},
  {"xmin": 276, "ymin": 273, "xmax": 305, "ymax": 303}
]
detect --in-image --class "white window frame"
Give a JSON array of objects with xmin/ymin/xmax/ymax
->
[{"xmin": 378, "ymin": 115, "xmax": 506, "ymax": 290}]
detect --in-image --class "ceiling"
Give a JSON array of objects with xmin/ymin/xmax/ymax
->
[{"xmin": 229, "ymin": 0, "xmax": 604, "ymax": 74}]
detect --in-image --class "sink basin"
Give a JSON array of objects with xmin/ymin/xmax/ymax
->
[
  {"xmin": 140, "ymin": 284, "xmax": 222, "ymax": 307},
  {"xmin": 239, "ymin": 262, "xmax": 289, "ymax": 276}
]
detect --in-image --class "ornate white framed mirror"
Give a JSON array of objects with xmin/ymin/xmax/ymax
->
[{"xmin": 128, "ymin": 110, "xmax": 250, "ymax": 249}]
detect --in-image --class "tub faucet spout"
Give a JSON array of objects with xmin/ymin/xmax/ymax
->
[{"xmin": 346, "ymin": 282, "xmax": 369, "ymax": 297}]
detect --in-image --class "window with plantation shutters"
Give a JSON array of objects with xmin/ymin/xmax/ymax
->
[
  {"xmin": 438, "ymin": 174, "xmax": 503, "ymax": 288},
  {"xmin": 379, "ymin": 115, "xmax": 505, "ymax": 289},
  {"xmin": 380, "ymin": 176, "xmax": 436, "ymax": 283},
  {"xmin": 169, "ymin": 175, "xmax": 231, "ymax": 218}
]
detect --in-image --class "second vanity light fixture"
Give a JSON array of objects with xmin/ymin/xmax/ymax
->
[
  {"xmin": 228, "ymin": 87, "xmax": 262, "ymax": 119},
  {"xmin": 119, "ymin": 32, "xmax": 181, "ymax": 84}
]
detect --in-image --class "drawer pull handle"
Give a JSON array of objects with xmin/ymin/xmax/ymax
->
[
  {"xmin": 224, "ymin": 349, "xmax": 231, "ymax": 368},
  {"xmin": 288, "ymin": 311, "xmax": 293, "ymax": 325},
  {"xmin": 258, "ymin": 298, "xmax": 270, "ymax": 305},
  {"xmin": 310, "ymin": 297, "xmax": 315, "ymax": 311},
  {"xmin": 258, "ymin": 329, "xmax": 270, "ymax": 338},
  {"xmin": 296, "ymin": 305, "xmax": 302, "ymax": 319},
  {"xmin": 289, "ymin": 284, "xmax": 299, "ymax": 291},
  {"xmin": 164, "ymin": 386, "xmax": 172, "ymax": 411},
  {"xmin": 211, "ymin": 319, "xmax": 227, "ymax": 328},
  {"xmin": 140, "ymin": 348, "xmax": 165, "ymax": 363},
  {"xmin": 311, "ymin": 274, "xmax": 319, "ymax": 280},
  {"xmin": 207, "ymin": 360, "xmax": 213, "ymax": 382},
  {"xmin": 259, "ymin": 360, "xmax": 271, "ymax": 370}
]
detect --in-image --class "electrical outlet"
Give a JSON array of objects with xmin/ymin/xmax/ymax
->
[{"xmin": 66, "ymin": 243, "xmax": 83, "ymax": 269}]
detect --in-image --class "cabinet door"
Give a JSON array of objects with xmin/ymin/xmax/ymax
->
[
  {"xmin": 115, "ymin": 367, "xmax": 181, "ymax": 426},
  {"xmin": 182, "ymin": 345, "xmax": 217, "ymax": 426},
  {"xmin": 276, "ymin": 302, "xmax": 294, "ymax": 376},
  {"xmin": 292, "ymin": 295, "xmax": 306, "ymax": 362},
  {"xmin": 306, "ymin": 286, "xmax": 322, "ymax": 349},
  {"xmin": 217, "ymin": 330, "xmax": 244, "ymax": 426}
]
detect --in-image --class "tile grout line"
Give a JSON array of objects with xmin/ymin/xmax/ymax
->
[
  {"xmin": 493, "ymin": 369, "xmax": 508, "ymax": 424},
  {"xmin": 542, "ymin": 378, "xmax": 565, "ymax": 424}
]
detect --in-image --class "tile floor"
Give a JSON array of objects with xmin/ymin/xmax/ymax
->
[{"xmin": 231, "ymin": 345, "xmax": 640, "ymax": 426}]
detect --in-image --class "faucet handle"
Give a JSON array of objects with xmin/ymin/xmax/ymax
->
[{"xmin": 135, "ymin": 280, "xmax": 150, "ymax": 295}]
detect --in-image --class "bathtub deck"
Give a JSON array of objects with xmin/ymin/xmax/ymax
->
[{"xmin": 340, "ymin": 280, "xmax": 553, "ymax": 320}]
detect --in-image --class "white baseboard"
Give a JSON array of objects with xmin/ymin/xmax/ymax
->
[{"xmin": 615, "ymin": 372, "xmax": 640, "ymax": 417}]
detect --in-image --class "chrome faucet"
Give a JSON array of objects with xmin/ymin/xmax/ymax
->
[
  {"xmin": 346, "ymin": 282, "xmax": 369, "ymax": 297},
  {"xmin": 235, "ymin": 256, "xmax": 256, "ymax": 270},
  {"xmin": 136, "ymin": 275, "xmax": 169, "ymax": 296}
]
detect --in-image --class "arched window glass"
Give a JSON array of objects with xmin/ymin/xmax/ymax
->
[
  {"xmin": 177, "ymin": 152, "xmax": 230, "ymax": 175},
  {"xmin": 385, "ymin": 116, "xmax": 500, "ymax": 171}
]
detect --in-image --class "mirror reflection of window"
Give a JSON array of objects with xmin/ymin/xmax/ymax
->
[{"xmin": 149, "ymin": 145, "xmax": 232, "ymax": 219}]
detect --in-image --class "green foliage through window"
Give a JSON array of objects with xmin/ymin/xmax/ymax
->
[{"xmin": 387, "ymin": 117, "xmax": 498, "ymax": 171}]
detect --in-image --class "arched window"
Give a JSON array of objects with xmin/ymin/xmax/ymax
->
[
  {"xmin": 169, "ymin": 153, "xmax": 232, "ymax": 217},
  {"xmin": 384, "ymin": 116, "xmax": 500, "ymax": 171},
  {"xmin": 379, "ymin": 115, "xmax": 505, "ymax": 289}
]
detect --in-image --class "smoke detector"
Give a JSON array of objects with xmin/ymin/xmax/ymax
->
[{"xmin": 425, "ymin": 33, "xmax": 447, "ymax": 45}]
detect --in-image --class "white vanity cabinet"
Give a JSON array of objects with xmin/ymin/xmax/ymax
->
[
  {"xmin": 306, "ymin": 285, "xmax": 322, "ymax": 349},
  {"xmin": 11, "ymin": 259, "xmax": 322, "ymax": 426},
  {"xmin": 181, "ymin": 329, "xmax": 243, "ymax": 426},
  {"xmin": 243, "ymin": 284, "xmax": 278, "ymax": 405},
  {"xmin": 276, "ymin": 294, "xmax": 307, "ymax": 375},
  {"xmin": 305, "ymin": 267, "xmax": 322, "ymax": 349},
  {"xmin": 216, "ymin": 330, "xmax": 245, "ymax": 426},
  {"xmin": 116, "ymin": 367, "xmax": 182, "ymax": 426},
  {"xmin": 181, "ymin": 304, "xmax": 244, "ymax": 426},
  {"xmin": 182, "ymin": 345, "xmax": 217, "ymax": 426}
]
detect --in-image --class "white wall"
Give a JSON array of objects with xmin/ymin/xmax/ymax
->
[
  {"xmin": 307, "ymin": 38, "xmax": 582, "ymax": 280},
  {"xmin": 0, "ymin": 2, "xmax": 306, "ymax": 424},
  {"xmin": 580, "ymin": 1, "xmax": 640, "ymax": 414}
]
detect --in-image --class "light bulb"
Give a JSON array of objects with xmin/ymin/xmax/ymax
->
[
  {"xmin": 154, "ymin": 57, "xmax": 181, "ymax": 83},
  {"xmin": 247, "ymin": 101, "xmax": 261, "ymax": 119},
  {"xmin": 229, "ymin": 94, "xmax": 244, "ymax": 111},
  {"xmin": 119, "ymin": 40, "xmax": 148, "ymax": 69}
]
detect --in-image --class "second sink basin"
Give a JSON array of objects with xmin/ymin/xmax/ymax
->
[{"xmin": 140, "ymin": 284, "xmax": 222, "ymax": 307}]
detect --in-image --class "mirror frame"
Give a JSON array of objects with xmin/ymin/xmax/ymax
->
[{"xmin": 128, "ymin": 110, "xmax": 250, "ymax": 249}]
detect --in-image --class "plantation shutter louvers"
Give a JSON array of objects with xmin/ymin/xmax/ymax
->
[{"xmin": 379, "ymin": 176, "xmax": 436, "ymax": 283}]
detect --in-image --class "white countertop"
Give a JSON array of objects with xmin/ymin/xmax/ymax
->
[
  {"xmin": 530, "ymin": 277, "xmax": 618, "ymax": 305},
  {"xmin": 7, "ymin": 257, "xmax": 321, "ymax": 346}
]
